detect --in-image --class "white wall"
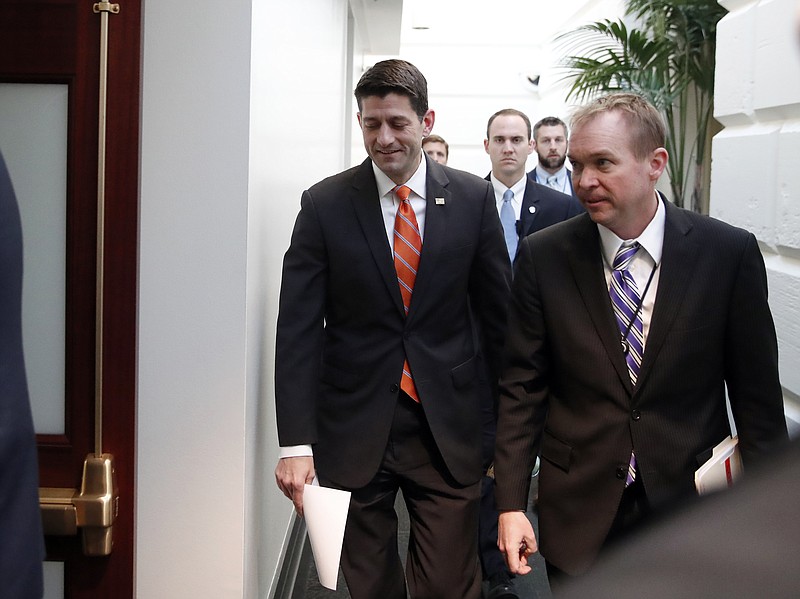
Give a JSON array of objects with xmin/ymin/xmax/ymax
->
[
  {"xmin": 711, "ymin": 0, "xmax": 800, "ymax": 427},
  {"xmin": 138, "ymin": 0, "xmax": 252, "ymax": 596},
  {"xmin": 350, "ymin": 0, "xmax": 625, "ymax": 176},
  {"xmin": 138, "ymin": 0, "xmax": 353, "ymax": 597},
  {"xmin": 246, "ymin": 0, "xmax": 353, "ymax": 596}
]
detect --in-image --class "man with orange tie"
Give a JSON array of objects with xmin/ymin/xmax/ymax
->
[{"xmin": 274, "ymin": 60, "xmax": 511, "ymax": 599}]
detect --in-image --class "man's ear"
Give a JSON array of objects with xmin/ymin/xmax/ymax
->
[
  {"xmin": 650, "ymin": 147, "xmax": 668, "ymax": 181},
  {"xmin": 422, "ymin": 109, "xmax": 435, "ymax": 137}
]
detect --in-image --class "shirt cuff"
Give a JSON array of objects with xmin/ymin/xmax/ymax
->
[{"xmin": 279, "ymin": 445, "xmax": 313, "ymax": 459}]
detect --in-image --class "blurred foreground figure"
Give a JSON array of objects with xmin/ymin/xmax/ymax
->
[
  {"xmin": 0, "ymin": 149, "xmax": 45, "ymax": 598},
  {"xmin": 559, "ymin": 438, "xmax": 800, "ymax": 599}
]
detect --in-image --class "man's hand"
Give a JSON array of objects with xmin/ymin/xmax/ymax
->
[
  {"xmin": 498, "ymin": 510, "xmax": 538, "ymax": 575},
  {"xmin": 275, "ymin": 456, "xmax": 315, "ymax": 517}
]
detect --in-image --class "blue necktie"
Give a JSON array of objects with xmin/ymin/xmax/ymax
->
[
  {"xmin": 500, "ymin": 189, "xmax": 517, "ymax": 265},
  {"xmin": 610, "ymin": 241, "xmax": 643, "ymax": 486}
]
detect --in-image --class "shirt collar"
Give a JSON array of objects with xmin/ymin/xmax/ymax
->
[
  {"xmin": 598, "ymin": 193, "xmax": 666, "ymax": 267},
  {"xmin": 535, "ymin": 164, "xmax": 568, "ymax": 184},
  {"xmin": 489, "ymin": 172, "xmax": 526, "ymax": 201},
  {"xmin": 372, "ymin": 154, "xmax": 428, "ymax": 202}
]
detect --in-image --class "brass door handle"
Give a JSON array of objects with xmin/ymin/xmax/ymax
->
[{"xmin": 40, "ymin": 453, "xmax": 118, "ymax": 556}]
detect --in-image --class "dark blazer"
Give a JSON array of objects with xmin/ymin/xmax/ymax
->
[
  {"xmin": 486, "ymin": 173, "xmax": 583, "ymax": 262},
  {"xmin": 494, "ymin": 198, "xmax": 788, "ymax": 575},
  {"xmin": 0, "ymin": 151, "xmax": 44, "ymax": 597},
  {"xmin": 276, "ymin": 156, "xmax": 511, "ymax": 488}
]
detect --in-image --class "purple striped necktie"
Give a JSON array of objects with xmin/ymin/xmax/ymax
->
[{"xmin": 610, "ymin": 241, "xmax": 642, "ymax": 486}]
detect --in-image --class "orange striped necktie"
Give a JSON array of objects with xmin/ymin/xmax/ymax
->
[{"xmin": 393, "ymin": 185, "xmax": 421, "ymax": 402}]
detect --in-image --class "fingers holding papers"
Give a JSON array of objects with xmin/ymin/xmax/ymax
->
[
  {"xmin": 275, "ymin": 456, "xmax": 316, "ymax": 517},
  {"xmin": 498, "ymin": 510, "xmax": 538, "ymax": 575}
]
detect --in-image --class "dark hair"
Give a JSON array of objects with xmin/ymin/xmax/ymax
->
[
  {"xmin": 570, "ymin": 93, "xmax": 665, "ymax": 160},
  {"xmin": 486, "ymin": 108, "xmax": 532, "ymax": 140},
  {"xmin": 354, "ymin": 59, "xmax": 429, "ymax": 120},
  {"xmin": 422, "ymin": 134, "xmax": 449, "ymax": 157},
  {"xmin": 533, "ymin": 116, "xmax": 568, "ymax": 140}
]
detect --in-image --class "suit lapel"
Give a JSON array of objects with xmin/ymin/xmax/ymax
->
[
  {"xmin": 519, "ymin": 176, "xmax": 540, "ymax": 237},
  {"xmin": 634, "ymin": 200, "xmax": 698, "ymax": 395},
  {"xmin": 568, "ymin": 217, "xmax": 634, "ymax": 394},
  {"xmin": 408, "ymin": 160, "xmax": 450, "ymax": 321},
  {"xmin": 349, "ymin": 159, "xmax": 406, "ymax": 318}
]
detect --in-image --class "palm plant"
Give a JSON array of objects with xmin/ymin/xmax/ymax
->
[{"xmin": 557, "ymin": 0, "xmax": 727, "ymax": 212}]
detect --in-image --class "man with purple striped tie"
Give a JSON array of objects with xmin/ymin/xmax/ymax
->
[{"xmin": 493, "ymin": 93, "xmax": 788, "ymax": 588}]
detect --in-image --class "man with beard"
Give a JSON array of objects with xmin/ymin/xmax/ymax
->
[
  {"xmin": 274, "ymin": 60, "xmax": 511, "ymax": 599},
  {"xmin": 530, "ymin": 116, "xmax": 575, "ymax": 197}
]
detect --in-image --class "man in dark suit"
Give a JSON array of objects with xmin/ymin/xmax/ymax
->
[
  {"xmin": 478, "ymin": 108, "xmax": 582, "ymax": 599},
  {"xmin": 529, "ymin": 116, "xmax": 575, "ymax": 197},
  {"xmin": 0, "ymin": 149, "xmax": 45, "ymax": 598},
  {"xmin": 274, "ymin": 60, "xmax": 511, "ymax": 599},
  {"xmin": 493, "ymin": 93, "xmax": 788, "ymax": 584},
  {"xmin": 484, "ymin": 108, "xmax": 582, "ymax": 267}
]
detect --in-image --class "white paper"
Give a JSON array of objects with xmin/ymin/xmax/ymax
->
[
  {"xmin": 303, "ymin": 481, "xmax": 351, "ymax": 590},
  {"xmin": 695, "ymin": 435, "xmax": 742, "ymax": 495}
]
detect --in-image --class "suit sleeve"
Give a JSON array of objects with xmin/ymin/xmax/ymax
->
[
  {"xmin": 468, "ymin": 182, "xmax": 512, "ymax": 384},
  {"xmin": 724, "ymin": 233, "xmax": 788, "ymax": 461},
  {"xmin": 274, "ymin": 190, "xmax": 328, "ymax": 447},
  {"xmin": 493, "ymin": 237, "xmax": 551, "ymax": 510}
]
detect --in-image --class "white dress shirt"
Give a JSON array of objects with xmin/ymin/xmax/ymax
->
[
  {"xmin": 598, "ymin": 194, "xmax": 665, "ymax": 346},
  {"xmin": 490, "ymin": 173, "xmax": 526, "ymax": 222},
  {"xmin": 533, "ymin": 164, "xmax": 572, "ymax": 195}
]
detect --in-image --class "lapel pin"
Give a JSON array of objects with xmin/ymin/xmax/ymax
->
[
  {"xmin": 435, "ymin": 197, "xmax": 445, "ymax": 205},
  {"xmin": 529, "ymin": 206, "xmax": 536, "ymax": 214}
]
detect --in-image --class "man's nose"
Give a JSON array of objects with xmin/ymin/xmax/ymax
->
[
  {"xmin": 377, "ymin": 124, "xmax": 394, "ymax": 146},
  {"xmin": 575, "ymin": 169, "xmax": 595, "ymax": 188}
]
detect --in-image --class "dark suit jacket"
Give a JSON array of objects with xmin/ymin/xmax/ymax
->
[
  {"xmin": 494, "ymin": 197, "xmax": 788, "ymax": 575},
  {"xmin": 0, "ymin": 151, "xmax": 44, "ymax": 597},
  {"xmin": 276, "ymin": 156, "xmax": 511, "ymax": 489},
  {"xmin": 486, "ymin": 173, "xmax": 583, "ymax": 263}
]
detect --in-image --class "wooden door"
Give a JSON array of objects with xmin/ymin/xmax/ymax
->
[{"xmin": 0, "ymin": 0, "xmax": 140, "ymax": 596}]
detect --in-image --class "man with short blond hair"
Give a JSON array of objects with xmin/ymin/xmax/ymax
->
[{"xmin": 494, "ymin": 92, "xmax": 788, "ymax": 585}]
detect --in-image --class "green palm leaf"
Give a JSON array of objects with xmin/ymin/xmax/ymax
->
[{"xmin": 556, "ymin": 0, "xmax": 727, "ymax": 212}]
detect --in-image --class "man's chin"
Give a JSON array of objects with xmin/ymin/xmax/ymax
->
[{"xmin": 545, "ymin": 158, "xmax": 565, "ymax": 169}]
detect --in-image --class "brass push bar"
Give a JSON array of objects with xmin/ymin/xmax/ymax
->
[{"xmin": 40, "ymin": 454, "xmax": 119, "ymax": 556}]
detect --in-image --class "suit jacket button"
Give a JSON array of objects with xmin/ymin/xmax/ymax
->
[
  {"xmin": 631, "ymin": 409, "xmax": 641, "ymax": 421},
  {"xmin": 390, "ymin": 383, "xmax": 399, "ymax": 393},
  {"xmin": 616, "ymin": 466, "xmax": 627, "ymax": 479}
]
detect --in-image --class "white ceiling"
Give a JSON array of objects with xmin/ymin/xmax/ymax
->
[{"xmin": 400, "ymin": 0, "xmax": 604, "ymax": 47}]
